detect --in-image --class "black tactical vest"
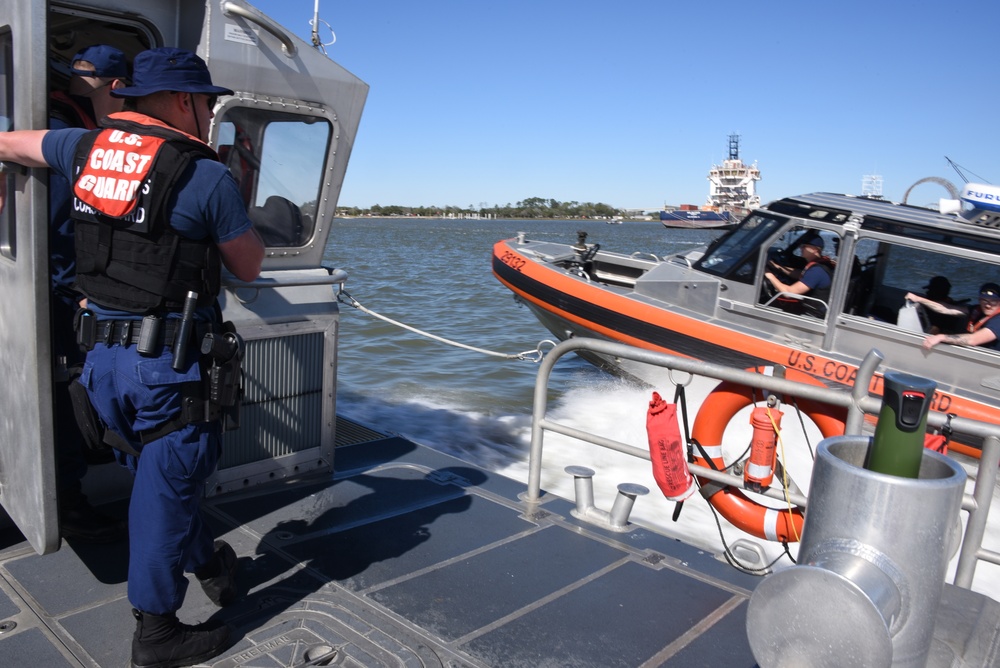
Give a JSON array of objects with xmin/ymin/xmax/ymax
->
[{"xmin": 71, "ymin": 116, "xmax": 221, "ymax": 314}]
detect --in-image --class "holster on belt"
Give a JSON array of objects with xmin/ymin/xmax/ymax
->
[
  {"xmin": 69, "ymin": 312, "xmax": 246, "ymax": 455},
  {"xmin": 200, "ymin": 323, "xmax": 244, "ymax": 431}
]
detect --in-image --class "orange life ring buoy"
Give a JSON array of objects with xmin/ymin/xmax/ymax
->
[{"xmin": 691, "ymin": 368, "xmax": 847, "ymax": 543}]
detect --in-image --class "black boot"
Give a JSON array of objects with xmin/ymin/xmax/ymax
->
[
  {"xmin": 196, "ymin": 540, "xmax": 239, "ymax": 606},
  {"xmin": 131, "ymin": 608, "xmax": 230, "ymax": 668}
]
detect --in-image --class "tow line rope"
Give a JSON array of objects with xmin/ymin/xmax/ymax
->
[{"xmin": 336, "ymin": 289, "xmax": 554, "ymax": 362}]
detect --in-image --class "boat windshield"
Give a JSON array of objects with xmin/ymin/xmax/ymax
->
[{"xmin": 694, "ymin": 213, "xmax": 786, "ymax": 283}]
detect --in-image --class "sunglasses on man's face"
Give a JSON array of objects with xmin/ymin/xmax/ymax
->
[{"xmin": 172, "ymin": 92, "xmax": 219, "ymax": 110}]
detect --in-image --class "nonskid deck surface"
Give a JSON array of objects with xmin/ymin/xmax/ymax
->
[{"xmin": 0, "ymin": 418, "xmax": 761, "ymax": 667}]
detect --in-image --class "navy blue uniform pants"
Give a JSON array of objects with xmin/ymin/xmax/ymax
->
[
  {"xmin": 81, "ymin": 342, "xmax": 219, "ymax": 615},
  {"xmin": 52, "ymin": 295, "xmax": 87, "ymax": 493}
]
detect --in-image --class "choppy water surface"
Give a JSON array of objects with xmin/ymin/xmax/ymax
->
[
  {"xmin": 325, "ymin": 218, "xmax": 714, "ymax": 467},
  {"xmin": 323, "ymin": 217, "xmax": 999, "ymax": 596}
]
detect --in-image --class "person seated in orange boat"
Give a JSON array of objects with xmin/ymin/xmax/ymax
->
[
  {"xmin": 763, "ymin": 231, "xmax": 834, "ymax": 316},
  {"xmin": 923, "ymin": 282, "xmax": 1000, "ymax": 351},
  {"xmin": 904, "ymin": 275, "xmax": 969, "ymax": 334}
]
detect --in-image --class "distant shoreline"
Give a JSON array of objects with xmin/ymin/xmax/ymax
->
[{"xmin": 336, "ymin": 214, "xmax": 657, "ymax": 222}]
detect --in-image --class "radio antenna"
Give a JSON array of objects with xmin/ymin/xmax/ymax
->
[
  {"xmin": 945, "ymin": 157, "xmax": 990, "ymax": 185},
  {"xmin": 310, "ymin": 0, "xmax": 337, "ymax": 52}
]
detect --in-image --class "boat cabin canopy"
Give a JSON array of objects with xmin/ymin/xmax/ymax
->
[{"xmin": 694, "ymin": 189, "xmax": 1000, "ymax": 328}]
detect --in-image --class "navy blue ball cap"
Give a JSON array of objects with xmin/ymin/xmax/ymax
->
[
  {"xmin": 979, "ymin": 282, "xmax": 1000, "ymax": 300},
  {"xmin": 70, "ymin": 44, "xmax": 128, "ymax": 79},
  {"xmin": 798, "ymin": 231, "xmax": 824, "ymax": 250},
  {"xmin": 111, "ymin": 47, "xmax": 233, "ymax": 98}
]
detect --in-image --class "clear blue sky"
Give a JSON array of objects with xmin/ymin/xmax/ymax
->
[{"xmin": 250, "ymin": 0, "xmax": 998, "ymax": 210}]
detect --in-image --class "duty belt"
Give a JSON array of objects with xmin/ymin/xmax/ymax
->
[{"xmin": 75, "ymin": 311, "xmax": 194, "ymax": 353}]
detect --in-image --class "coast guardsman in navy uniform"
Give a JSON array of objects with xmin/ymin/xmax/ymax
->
[
  {"xmin": 48, "ymin": 44, "xmax": 131, "ymax": 544},
  {"xmin": 0, "ymin": 47, "xmax": 265, "ymax": 668}
]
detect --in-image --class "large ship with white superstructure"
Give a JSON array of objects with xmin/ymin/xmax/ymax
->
[{"xmin": 661, "ymin": 134, "xmax": 762, "ymax": 229}]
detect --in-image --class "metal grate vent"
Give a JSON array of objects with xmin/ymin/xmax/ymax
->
[{"xmin": 220, "ymin": 332, "xmax": 326, "ymax": 469}]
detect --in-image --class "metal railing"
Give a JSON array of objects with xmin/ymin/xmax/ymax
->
[{"xmin": 525, "ymin": 337, "xmax": 1000, "ymax": 590}]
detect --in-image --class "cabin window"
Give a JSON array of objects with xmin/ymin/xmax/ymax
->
[
  {"xmin": 848, "ymin": 239, "xmax": 998, "ymax": 335},
  {"xmin": 758, "ymin": 227, "xmax": 840, "ymax": 319},
  {"xmin": 865, "ymin": 216, "xmax": 1000, "ymax": 256},
  {"xmin": 0, "ymin": 32, "xmax": 14, "ymax": 261},
  {"xmin": 695, "ymin": 213, "xmax": 786, "ymax": 283},
  {"xmin": 216, "ymin": 108, "xmax": 332, "ymax": 248}
]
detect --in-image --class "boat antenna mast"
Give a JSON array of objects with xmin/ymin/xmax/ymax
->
[
  {"xmin": 310, "ymin": 0, "xmax": 337, "ymax": 52},
  {"xmin": 945, "ymin": 157, "xmax": 990, "ymax": 185}
]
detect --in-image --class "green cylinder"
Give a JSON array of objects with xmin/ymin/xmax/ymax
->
[{"xmin": 865, "ymin": 372, "xmax": 936, "ymax": 478}]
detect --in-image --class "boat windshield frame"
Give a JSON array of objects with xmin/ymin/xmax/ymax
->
[{"xmin": 693, "ymin": 212, "xmax": 787, "ymax": 283}]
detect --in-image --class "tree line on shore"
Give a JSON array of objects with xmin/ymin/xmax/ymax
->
[{"xmin": 337, "ymin": 197, "xmax": 622, "ymax": 219}]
